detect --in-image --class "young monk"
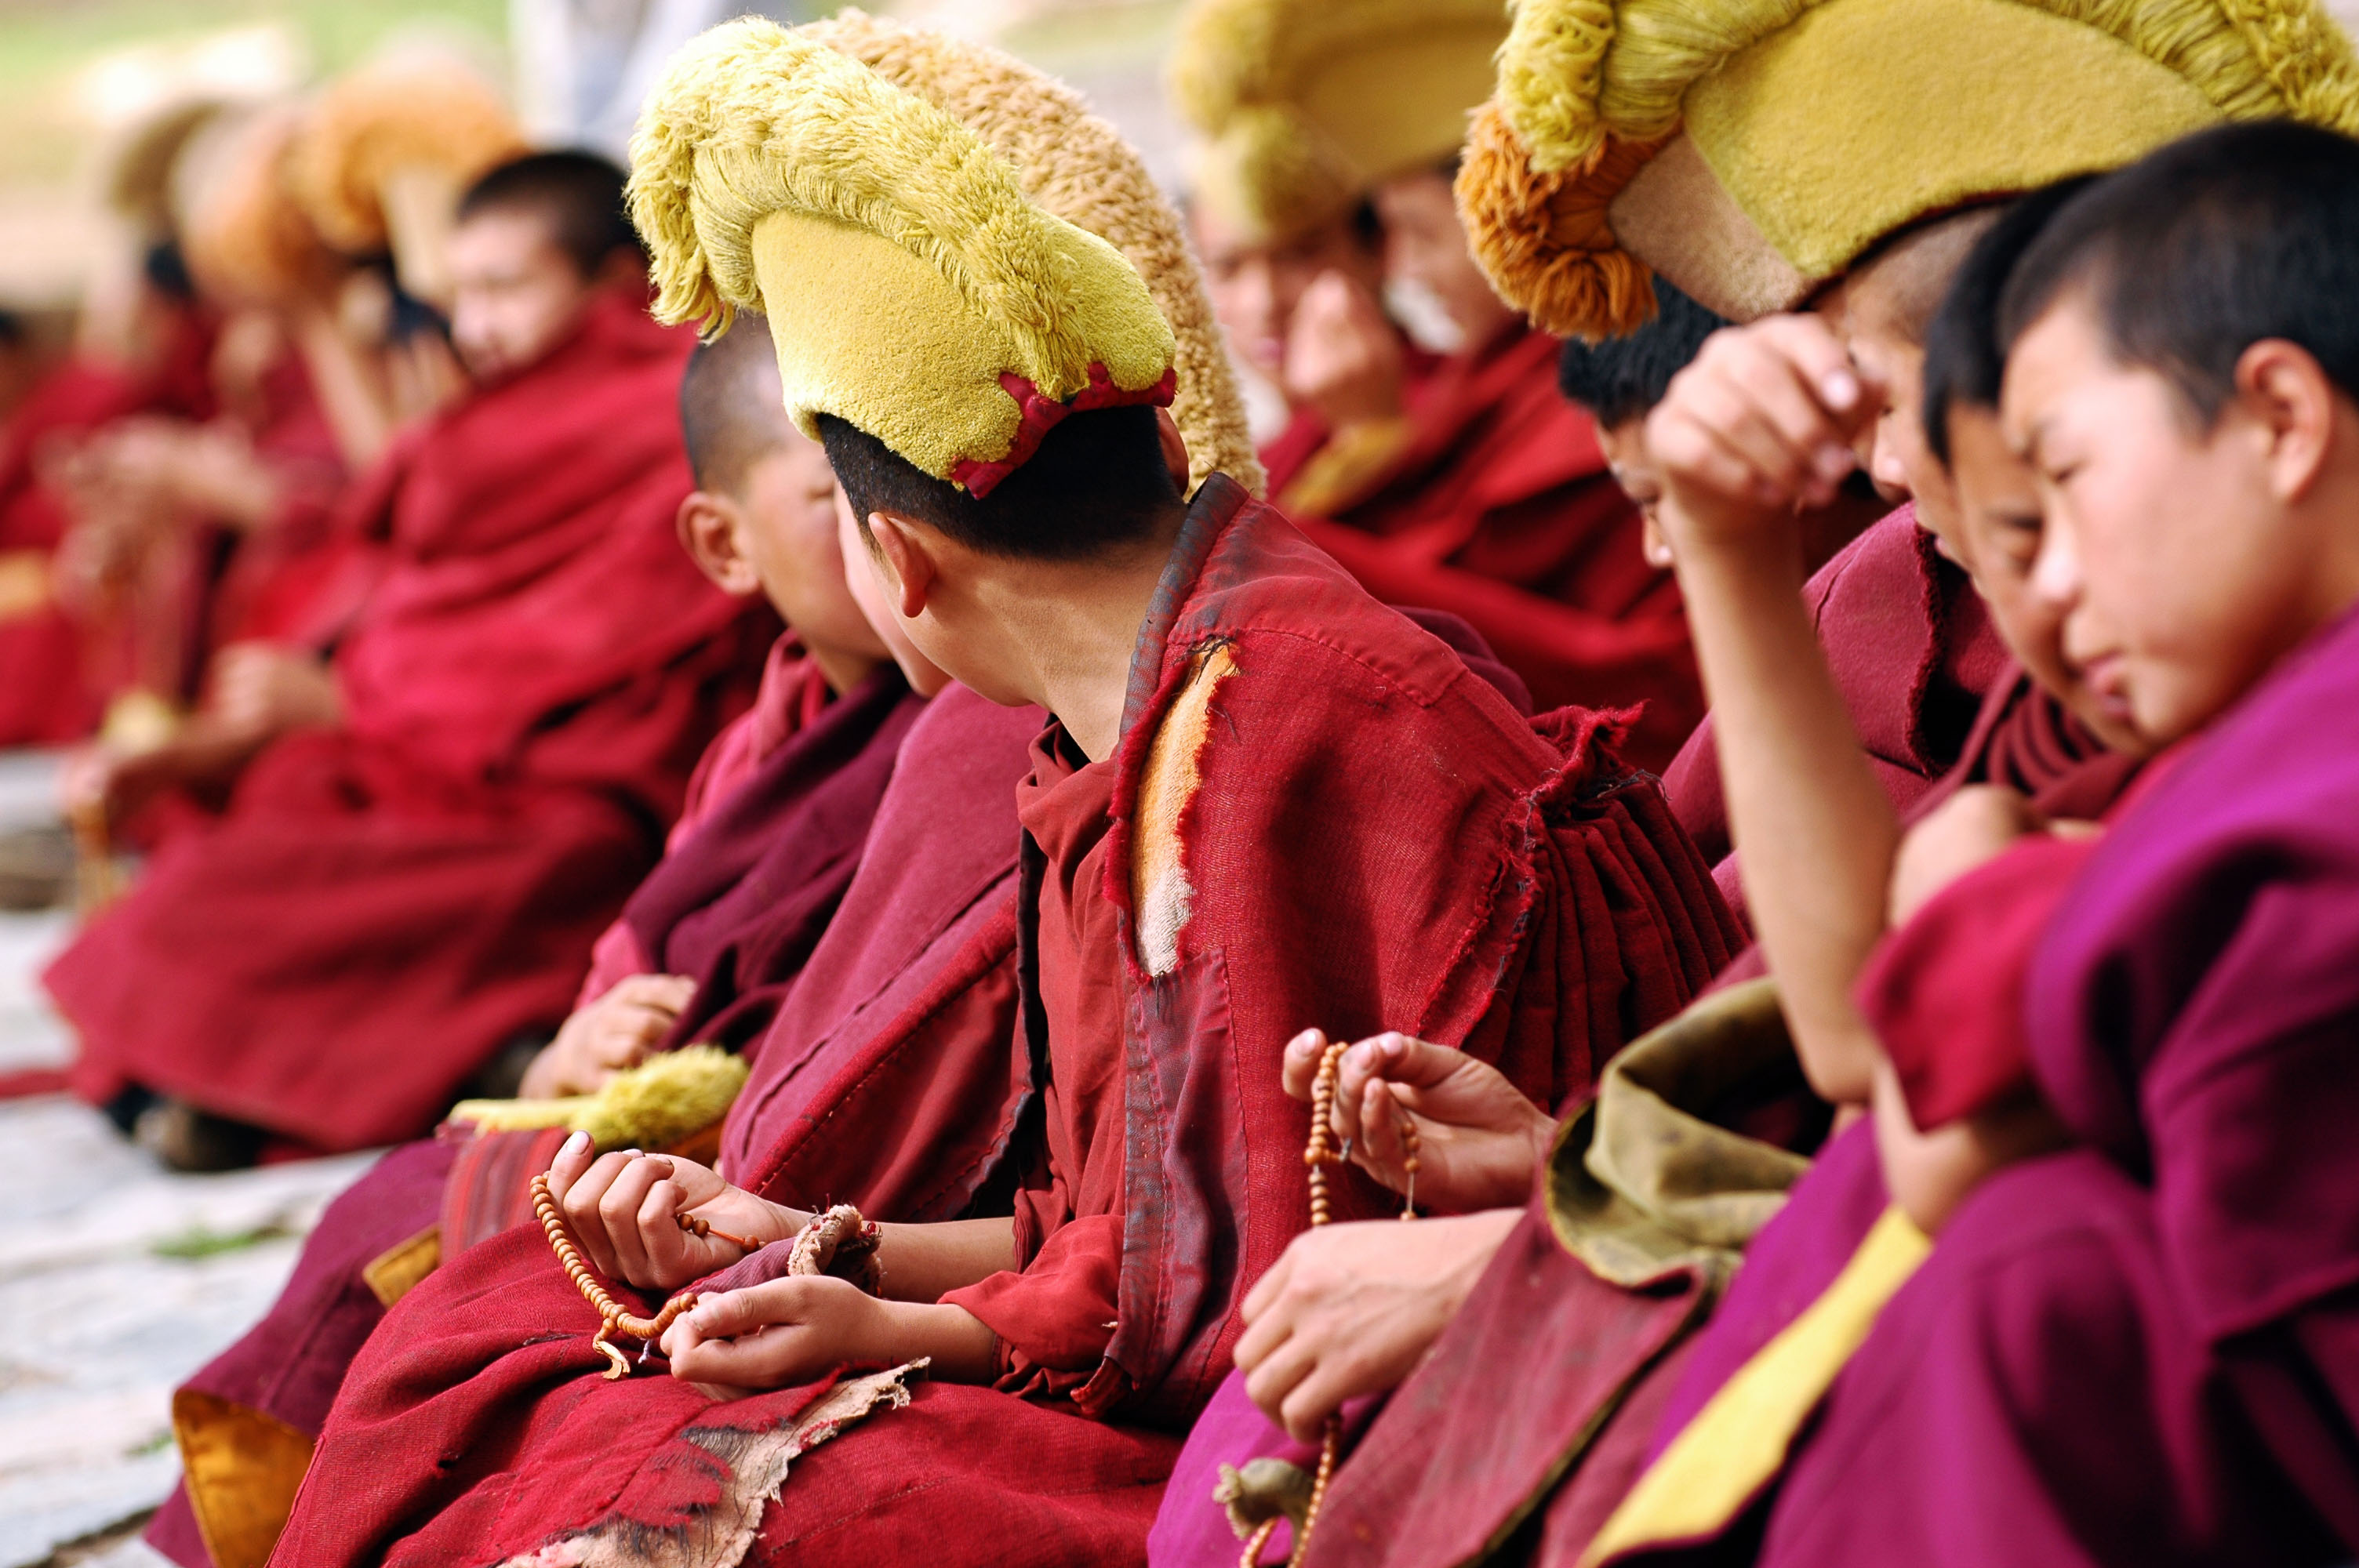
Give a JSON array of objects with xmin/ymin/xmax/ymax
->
[
  {"xmin": 143, "ymin": 316, "xmax": 935, "ymax": 1568},
  {"xmin": 267, "ymin": 20, "xmax": 1736, "ymax": 1566},
  {"xmin": 1572, "ymin": 118, "xmax": 2359, "ymax": 1568},
  {"xmin": 1144, "ymin": 182, "xmax": 2152, "ymax": 1568},
  {"xmin": 45, "ymin": 149, "xmax": 772, "ymax": 1169},
  {"xmin": 1169, "ymin": 0, "xmax": 1696, "ymax": 761}
]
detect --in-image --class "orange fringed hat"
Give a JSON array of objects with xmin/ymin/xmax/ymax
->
[
  {"xmin": 172, "ymin": 104, "xmax": 339, "ymax": 307},
  {"xmin": 1460, "ymin": 0, "xmax": 2359, "ymax": 339}
]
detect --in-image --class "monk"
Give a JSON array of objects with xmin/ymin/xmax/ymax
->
[
  {"xmin": 45, "ymin": 149, "xmax": 773, "ymax": 1169},
  {"xmin": 1170, "ymin": 0, "xmax": 1697, "ymax": 765},
  {"xmin": 1144, "ymin": 182, "xmax": 2143, "ymax": 1568},
  {"xmin": 1600, "ymin": 121, "xmax": 2359, "ymax": 1568},
  {"xmin": 144, "ymin": 318, "xmax": 930, "ymax": 1568},
  {"xmin": 267, "ymin": 22, "xmax": 1736, "ymax": 1566}
]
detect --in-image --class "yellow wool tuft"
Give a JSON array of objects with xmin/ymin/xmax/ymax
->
[
  {"xmin": 289, "ymin": 60, "xmax": 523, "ymax": 253},
  {"xmin": 1470, "ymin": 0, "xmax": 2359, "ymax": 335},
  {"xmin": 627, "ymin": 18, "xmax": 1176, "ymax": 484},
  {"xmin": 1169, "ymin": 0, "xmax": 1511, "ymax": 245},
  {"xmin": 449, "ymin": 1045, "xmax": 749, "ymax": 1153},
  {"xmin": 798, "ymin": 10, "xmax": 1261, "ymax": 496}
]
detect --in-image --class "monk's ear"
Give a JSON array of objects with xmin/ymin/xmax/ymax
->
[
  {"xmin": 676, "ymin": 491, "xmax": 762, "ymax": 597},
  {"xmin": 864, "ymin": 509, "xmax": 938, "ymax": 619},
  {"xmin": 1155, "ymin": 408, "xmax": 1190, "ymax": 492}
]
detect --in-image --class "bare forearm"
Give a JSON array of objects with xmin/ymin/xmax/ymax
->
[
  {"xmin": 872, "ymin": 1217, "xmax": 1017, "ymax": 1303},
  {"xmin": 1674, "ymin": 528, "xmax": 1896, "ymax": 1092}
]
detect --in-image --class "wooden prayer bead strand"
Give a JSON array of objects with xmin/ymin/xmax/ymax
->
[
  {"xmin": 531, "ymin": 1173, "xmax": 699, "ymax": 1381},
  {"xmin": 1252, "ymin": 1042, "xmax": 1419, "ymax": 1568},
  {"xmin": 676, "ymin": 1211, "xmax": 765, "ymax": 1253}
]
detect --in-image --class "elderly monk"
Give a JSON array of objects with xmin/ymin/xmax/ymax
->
[
  {"xmin": 45, "ymin": 149, "xmax": 773, "ymax": 1169},
  {"xmin": 1169, "ymin": 0, "xmax": 1697, "ymax": 766},
  {"xmin": 268, "ymin": 20, "xmax": 1736, "ymax": 1568}
]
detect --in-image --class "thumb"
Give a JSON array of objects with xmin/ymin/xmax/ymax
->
[{"xmin": 685, "ymin": 1287, "xmax": 773, "ymax": 1341}]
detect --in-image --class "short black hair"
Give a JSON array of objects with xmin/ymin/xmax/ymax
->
[
  {"xmin": 456, "ymin": 150, "xmax": 640, "ymax": 278},
  {"xmin": 818, "ymin": 403, "xmax": 1181, "ymax": 561},
  {"xmin": 1921, "ymin": 183, "xmax": 2089, "ymax": 465},
  {"xmin": 1999, "ymin": 121, "xmax": 2359, "ymax": 426},
  {"xmin": 1556, "ymin": 278, "xmax": 1729, "ymax": 428},
  {"xmin": 679, "ymin": 317, "xmax": 790, "ymax": 495}
]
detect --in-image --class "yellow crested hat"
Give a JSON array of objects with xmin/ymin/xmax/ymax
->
[
  {"xmin": 799, "ymin": 10, "xmax": 1260, "ymax": 498},
  {"xmin": 630, "ymin": 18, "xmax": 1181, "ymax": 499},
  {"xmin": 173, "ymin": 103, "xmax": 338, "ymax": 307},
  {"xmin": 1459, "ymin": 0, "xmax": 2359, "ymax": 338},
  {"xmin": 1170, "ymin": 0, "xmax": 1509, "ymax": 247},
  {"xmin": 289, "ymin": 58, "xmax": 525, "ymax": 305}
]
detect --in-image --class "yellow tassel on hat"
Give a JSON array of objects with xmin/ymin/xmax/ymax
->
[{"xmin": 1464, "ymin": 0, "xmax": 2359, "ymax": 338}]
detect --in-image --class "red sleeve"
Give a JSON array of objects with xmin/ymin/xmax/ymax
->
[
  {"xmin": 1857, "ymin": 832, "xmax": 2099, "ymax": 1129},
  {"xmin": 940, "ymin": 1214, "xmax": 1124, "ymax": 1396}
]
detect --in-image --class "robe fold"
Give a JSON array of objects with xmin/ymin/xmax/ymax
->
[
  {"xmin": 1664, "ymin": 506, "xmax": 2009, "ymax": 911},
  {"xmin": 48, "ymin": 294, "xmax": 772, "ymax": 1152},
  {"xmin": 270, "ymin": 475, "xmax": 1736, "ymax": 1567},
  {"xmin": 1198, "ymin": 650, "xmax": 2135, "ymax": 1568},
  {"xmin": 0, "ymin": 325, "xmax": 215, "ymax": 743},
  {"xmin": 1271, "ymin": 327, "xmax": 1699, "ymax": 771},
  {"xmin": 146, "ymin": 641, "xmax": 924, "ymax": 1568},
  {"xmin": 2019, "ymin": 602, "xmax": 2359, "ymax": 1555}
]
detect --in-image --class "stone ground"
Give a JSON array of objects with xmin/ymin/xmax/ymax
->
[{"xmin": 0, "ymin": 750, "xmax": 377, "ymax": 1568}]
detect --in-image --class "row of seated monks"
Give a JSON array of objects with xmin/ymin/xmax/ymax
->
[{"xmin": 11, "ymin": 1, "xmax": 2359, "ymax": 1566}]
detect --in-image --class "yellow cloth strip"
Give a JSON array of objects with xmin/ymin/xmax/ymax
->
[{"xmin": 1580, "ymin": 1205, "xmax": 1931, "ymax": 1566}]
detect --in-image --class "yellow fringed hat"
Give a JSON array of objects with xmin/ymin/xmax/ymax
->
[
  {"xmin": 1460, "ymin": 0, "xmax": 2359, "ymax": 338},
  {"xmin": 173, "ymin": 103, "xmax": 339, "ymax": 307},
  {"xmin": 289, "ymin": 58, "xmax": 525, "ymax": 305},
  {"xmin": 1169, "ymin": 0, "xmax": 1510, "ymax": 247},
  {"xmin": 801, "ymin": 10, "xmax": 1262, "ymax": 498},
  {"xmin": 628, "ymin": 19, "xmax": 1180, "ymax": 499}
]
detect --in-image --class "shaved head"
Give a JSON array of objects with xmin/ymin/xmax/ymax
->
[{"xmin": 679, "ymin": 318, "xmax": 793, "ymax": 495}]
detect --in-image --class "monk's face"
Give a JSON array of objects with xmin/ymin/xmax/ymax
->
[
  {"xmin": 1192, "ymin": 201, "xmax": 1384, "ymax": 387},
  {"xmin": 1943, "ymin": 405, "xmax": 2143, "ymax": 755},
  {"xmin": 736, "ymin": 430, "xmax": 889, "ymax": 667},
  {"xmin": 446, "ymin": 209, "xmax": 598, "ymax": 383},
  {"xmin": 1371, "ymin": 170, "xmax": 1516, "ymax": 354},
  {"xmin": 2002, "ymin": 296, "xmax": 2356, "ymax": 751},
  {"xmin": 1596, "ymin": 417, "xmax": 1674, "ymax": 571},
  {"xmin": 833, "ymin": 487, "xmax": 950, "ymax": 696},
  {"xmin": 1816, "ymin": 268, "xmax": 1961, "ymax": 546}
]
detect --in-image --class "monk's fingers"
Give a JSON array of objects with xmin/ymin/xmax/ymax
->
[
  {"xmin": 594, "ymin": 1154, "xmax": 667, "ymax": 1283},
  {"xmin": 1745, "ymin": 314, "xmax": 1877, "ymax": 425},
  {"xmin": 590, "ymin": 1005, "xmax": 669, "ymax": 1067},
  {"xmin": 1676, "ymin": 374, "xmax": 1821, "ymax": 505},
  {"xmin": 1239, "ymin": 1328, "xmax": 1319, "ymax": 1431},
  {"xmin": 545, "ymin": 1129, "xmax": 597, "ymax": 1197},
  {"xmin": 558, "ymin": 1149, "xmax": 638, "ymax": 1276},
  {"xmin": 667, "ymin": 1321, "xmax": 823, "ymax": 1392},
  {"xmin": 1276, "ymin": 1352, "xmax": 1375, "ymax": 1446},
  {"xmin": 636, "ymin": 1178, "xmax": 696, "ymax": 1279},
  {"xmin": 612, "ymin": 972, "xmax": 697, "ymax": 1014},
  {"xmin": 1354, "ymin": 1079, "xmax": 1408, "ymax": 1189},
  {"xmin": 1239, "ymin": 1249, "xmax": 1297, "ymax": 1336},
  {"xmin": 1645, "ymin": 402, "xmax": 1768, "ymax": 512},
  {"xmin": 1281, "ymin": 1029, "xmax": 1329, "ymax": 1104}
]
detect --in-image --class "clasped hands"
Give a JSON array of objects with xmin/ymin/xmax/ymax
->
[
  {"xmin": 1235, "ymin": 1030, "xmax": 1554, "ymax": 1441},
  {"xmin": 540, "ymin": 1133, "xmax": 994, "ymax": 1398}
]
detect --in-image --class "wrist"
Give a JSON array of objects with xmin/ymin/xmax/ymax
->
[{"xmin": 878, "ymin": 1300, "xmax": 997, "ymax": 1381}]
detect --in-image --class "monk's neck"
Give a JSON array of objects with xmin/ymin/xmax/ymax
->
[
  {"xmin": 808, "ymin": 644, "xmax": 885, "ymax": 701},
  {"xmin": 985, "ymin": 539, "xmax": 1176, "ymax": 764}
]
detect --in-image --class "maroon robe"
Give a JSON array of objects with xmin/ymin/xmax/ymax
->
[
  {"xmin": 47, "ymin": 294, "xmax": 772, "ymax": 1151},
  {"xmin": 1271, "ymin": 326, "xmax": 1699, "ymax": 771},
  {"xmin": 1178, "ymin": 660, "xmax": 2130, "ymax": 1568},
  {"xmin": 268, "ymin": 475, "xmax": 1737, "ymax": 1567},
  {"xmin": 1665, "ymin": 504, "xmax": 2011, "ymax": 915}
]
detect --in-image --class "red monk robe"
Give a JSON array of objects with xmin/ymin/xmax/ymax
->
[
  {"xmin": 271, "ymin": 475, "xmax": 1739, "ymax": 1568},
  {"xmin": 0, "ymin": 317, "xmax": 216, "ymax": 743},
  {"xmin": 200, "ymin": 345, "xmax": 363, "ymax": 655},
  {"xmin": 1665, "ymin": 503, "xmax": 2012, "ymax": 915},
  {"xmin": 1266, "ymin": 325, "xmax": 1699, "ymax": 771},
  {"xmin": 1142, "ymin": 666, "xmax": 2134, "ymax": 1568},
  {"xmin": 146, "ymin": 635, "xmax": 921, "ymax": 1568},
  {"xmin": 46, "ymin": 293, "xmax": 772, "ymax": 1152}
]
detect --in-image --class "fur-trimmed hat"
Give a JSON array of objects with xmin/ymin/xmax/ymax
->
[
  {"xmin": 628, "ymin": 19, "xmax": 1181, "ymax": 500},
  {"xmin": 173, "ymin": 103, "xmax": 338, "ymax": 306},
  {"xmin": 1459, "ymin": 0, "xmax": 2359, "ymax": 338},
  {"xmin": 1170, "ymin": 0, "xmax": 1507, "ymax": 247},
  {"xmin": 801, "ymin": 10, "xmax": 1261, "ymax": 497},
  {"xmin": 289, "ymin": 58, "xmax": 525, "ymax": 303}
]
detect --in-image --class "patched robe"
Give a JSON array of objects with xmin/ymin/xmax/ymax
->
[{"xmin": 267, "ymin": 475, "xmax": 1737, "ymax": 1568}]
